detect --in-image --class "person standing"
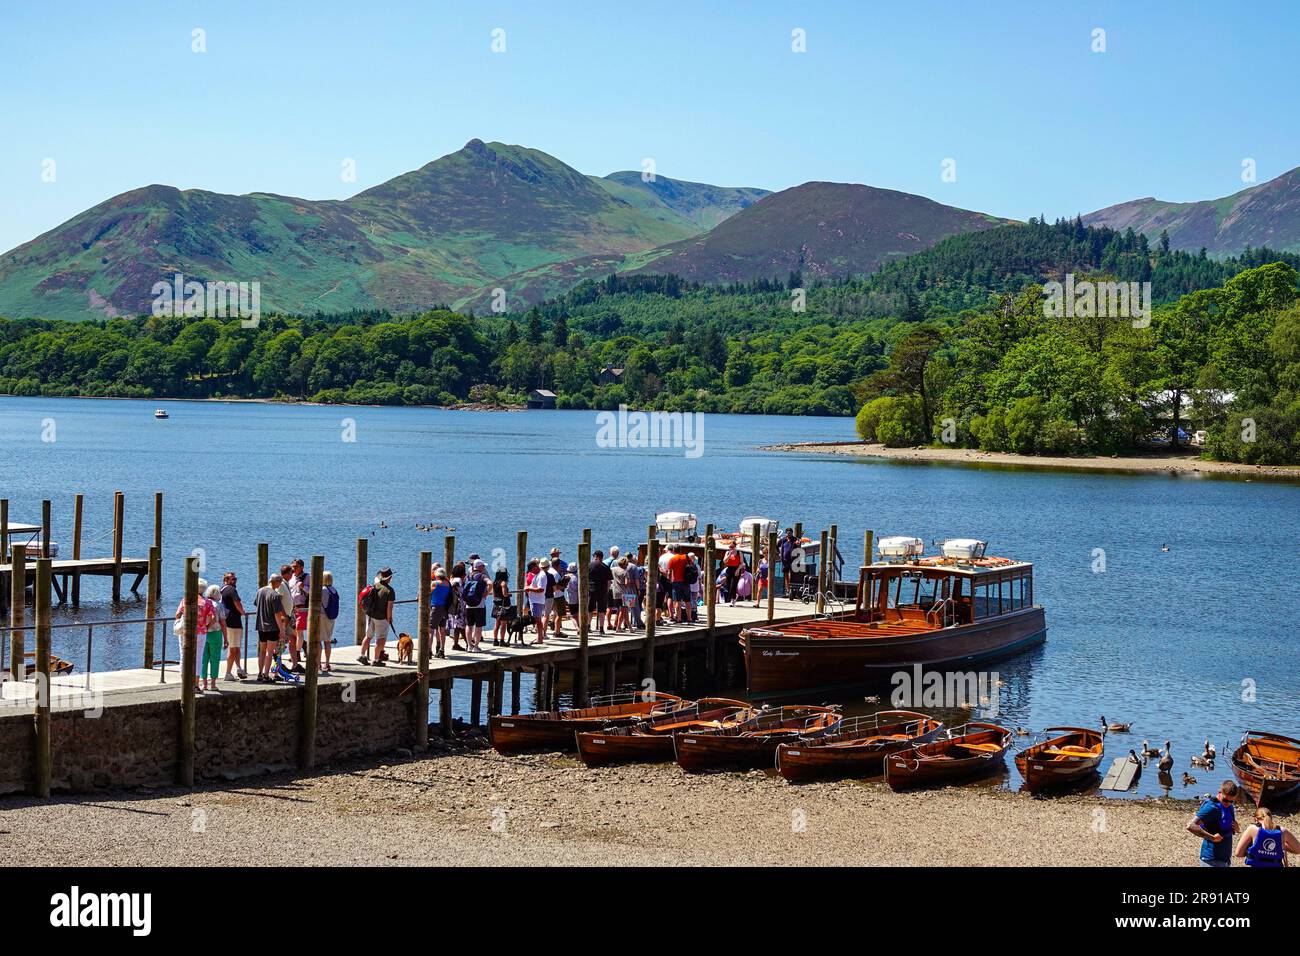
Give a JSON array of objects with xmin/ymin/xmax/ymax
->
[
  {"xmin": 254, "ymin": 574, "xmax": 288, "ymax": 683},
  {"xmin": 605, "ymin": 546, "xmax": 621, "ymax": 631},
  {"xmin": 490, "ymin": 567, "xmax": 512, "ymax": 646},
  {"xmin": 588, "ymin": 550, "xmax": 613, "ymax": 636},
  {"xmin": 779, "ymin": 528, "xmax": 798, "ymax": 598},
  {"xmin": 610, "ymin": 557, "xmax": 631, "ymax": 632},
  {"xmin": 1235, "ymin": 807, "xmax": 1300, "ymax": 867},
  {"xmin": 200, "ymin": 584, "xmax": 224, "ymax": 692},
  {"xmin": 318, "ymin": 570, "xmax": 339, "ymax": 674},
  {"xmin": 359, "ymin": 568, "xmax": 395, "ymax": 666},
  {"xmin": 625, "ymin": 555, "xmax": 644, "ymax": 630},
  {"xmin": 463, "ymin": 559, "xmax": 490, "ymax": 651},
  {"xmin": 277, "ymin": 565, "xmax": 296, "ymax": 670},
  {"xmin": 563, "ymin": 562, "xmax": 579, "ymax": 635},
  {"xmin": 1186, "ymin": 781, "xmax": 1241, "ymax": 867},
  {"xmin": 686, "ymin": 553, "xmax": 702, "ymax": 622},
  {"xmin": 219, "ymin": 571, "xmax": 246, "ymax": 682},
  {"xmin": 525, "ymin": 558, "xmax": 548, "ymax": 644},
  {"xmin": 666, "ymin": 545, "xmax": 689, "ymax": 623},
  {"xmin": 753, "ymin": 550, "xmax": 769, "ymax": 608},
  {"xmin": 430, "ymin": 568, "xmax": 451, "ymax": 658},
  {"xmin": 722, "ymin": 542, "xmax": 743, "ymax": 607},
  {"xmin": 290, "ymin": 558, "xmax": 310, "ymax": 671}
]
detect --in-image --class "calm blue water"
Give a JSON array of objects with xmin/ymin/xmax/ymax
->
[{"xmin": 1, "ymin": 396, "xmax": 1297, "ymax": 798}]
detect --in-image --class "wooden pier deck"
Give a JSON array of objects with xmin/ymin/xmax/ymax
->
[{"xmin": 0, "ymin": 597, "xmax": 814, "ymax": 709}]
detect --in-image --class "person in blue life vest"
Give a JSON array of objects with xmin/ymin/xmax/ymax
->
[
  {"xmin": 1186, "ymin": 780, "xmax": 1240, "ymax": 866},
  {"xmin": 1235, "ymin": 806, "xmax": 1300, "ymax": 867}
]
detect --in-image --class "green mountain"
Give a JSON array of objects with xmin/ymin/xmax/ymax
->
[
  {"xmin": 0, "ymin": 140, "xmax": 733, "ymax": 322},
  {"xmin": 595, "ymin": 172, "xmax": 770, "ymax": 230},
  {"xmin": 470, "ymin": 181, "xmax": 1013, "ymax": 310},
  {"xmin": 1083, "ymin": 166, "xmax": 1300, "ymax": 255}
]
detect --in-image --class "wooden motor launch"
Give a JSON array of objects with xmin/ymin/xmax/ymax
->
[
  {"xmin": 1014, "ymin": 726, "xmax": 1105, "ymax": 791},
  {"xmin": 775, "ymin": 710, "xmax": 944, "ymax": 782},
  {"xmin": 672, "ymin": 704, "xmax": 841, "ymax": 772},
  {"xmin": 884, "ymin": 722, "xmax": 1013, "ymax": 790},
  {"xmin": 741, "ymin": 537, "xmax": 1046, "ymax": 699},
  {"xmin": 575, "ymin": 698, "xmax": 756, "ymax": 766},
  {"xmin": 1230, "ymin": 730, "xmax": 1300, "ymax": 806},
  {"xmin": 489, "ymin": 691, "xmax": 685, "ymax": 756}
]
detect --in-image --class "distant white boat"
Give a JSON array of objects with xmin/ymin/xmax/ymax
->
[{"xmin": 154, "ymin": 408, "xmax": 169, "ymax": 419}]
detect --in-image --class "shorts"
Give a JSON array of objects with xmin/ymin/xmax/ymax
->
[
  {"xmin": 672, "ymin": 581, "xmax": 691, "ymax": 602},
  {"xmin": 429, "ymin": 604, "xmax": 449, "ymax": 628},
  {"xmin": 225, "ymin": 626, "xmax": 244, "ymax": 649},
  {"xmin": 588, "ymin": 589, "xmax": 609, "ymax": 613},
  {"xmin": 554, "ymin": 596, "xmax": 568, "ymax": 615},
  {"xmin": 465, "ymin": 606, "xmax": 487, "ymax": 627},
  {"xmin": 294, "ymin": 609, "xmax": 308, "ymax": 631},
  {"xmin": 365, "ymin": 617, "xmax": 390, "ymax": 642},
  {"xmin": 319, "ymin": 616, "xmax": 336, "ymax": 644},
  {"xmin": 528, "ymin": 600, "xmax": 547, "ymax": 621},
  {"xmin": 257, "ymin": 630, "xmax": 280, "ymax": 646}
]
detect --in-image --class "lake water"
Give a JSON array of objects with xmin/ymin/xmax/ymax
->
[{"xmin": 1, "ymin": 396, "xmax": 1297, "ymax": 799}]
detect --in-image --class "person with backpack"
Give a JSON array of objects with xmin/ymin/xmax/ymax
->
[
  {"xmin": 318, "ymin": 570, "xmax": 339, "ymax": 674},
  {"xmin": 563, "ymin": 563, "xmax": 579, "ymax": 636},
  {"xmin": 446, "ymin": 561, "xmax": 467, "ymax": 651},
  {"xmin": 625, "ymin": 555, "xmax": 644, "ymax": 630},
  {"xmin": 462, "ymin": 559, "xmax": 490, "ymax": 651},
  {"xmin": 685, "ymin": 553, "xmax": 702, "ymax": 622},
  {"xmin": 358, "ymin": 567, "xmax": 394, "ymax": 667}
]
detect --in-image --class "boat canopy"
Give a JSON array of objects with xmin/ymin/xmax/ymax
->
[
  {"xmin": 738, "ymin": 516, "xmax": 778, "ymax": 536},
  {"xmin": 877, "ymin": 535, "xmax": 924, "ymax": 559}
]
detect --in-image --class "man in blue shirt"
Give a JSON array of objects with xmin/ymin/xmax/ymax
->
[{"xmin": 1186, "ymin": 780, "xmax": 1240, "ymax": 867}]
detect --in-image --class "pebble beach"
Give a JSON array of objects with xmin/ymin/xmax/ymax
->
[{"xmin": 0, "ymin": 734, "xmax": 1248, "ymax": 867}]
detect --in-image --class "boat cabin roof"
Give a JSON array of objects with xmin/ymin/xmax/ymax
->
[{"xmin": 862, "ymin": 556, "xmax": 1032, "ymax": 577}]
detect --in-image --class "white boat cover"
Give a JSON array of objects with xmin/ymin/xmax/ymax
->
[
  {"xmin": 655, "ymin": 511, "xmax": 697, "ymax": 531},
  {"xmin": 877, "ymin": 535, "xmax": 924, "ymax": 557},
  {"xmin": 738, "ymin": 516, "xmax": 778, "ymax": 535},
  {"xmin": 942, "ymin": 538, "xmax": 987, "ymax": 560}
]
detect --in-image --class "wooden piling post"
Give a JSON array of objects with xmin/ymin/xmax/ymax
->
[
  {"xmin": 490, "ymin": 663, "xmax": 504, "ymax": 716},
  {"xmin": 603, "ymin": 655, "xmax": 617, "ymax": 695},
  {"xmin": 704, "ymin": 524, "xmax": 717, "ymax": 674},
  {"xmin": 111, "ymin": 491, "xmax": 124, "ymax": 601},
  {"xmin": 515, "ymin": 530, "xmax": 527, "ymax": 615},
  {"xmin": 644, "ymin": 535, "xmax": 659, "ymax": 689},
  {"xmin": 0, "ymin": 497, "xmax": 7, "ymax": 563},
  {"xmin": 353, "ymin": 537, "xmax": 366, "ymax": 644},
  {"xmin": 537, "ymin": 665, "xmax": 550, "ymax": 711},
  {"xmin": 9, "ymin": 544, "xmax": 26, "ymax": 683},
  {"xmin": 144, "ymin": 545, "xmax": 160, "ymax": 669},
  {"xmin": 829, "ymin": 524, "xmax": 839, "ymax": 597},
  {"xmin": 817, "ymin": 529, "xmax": 829, "ymax": 613},
  {"xmin": 864, "ymin": 529, "xmax": 874, "ymax": 568},
  {"xmin": 299, "ymin": 553, "xmax": 324, "ymax": 769},
  {"xmin": 41, "ymin": 499, "xmax": 51, "ymax": 560},
  {"xmin": 71, "ymin": 493, "xmax": 83, "ymax": 605},
  {"xmin": 257, "ymin": 542, "xmax": 268, "ymax": 588},
  {"xmin": 510, "ymin": 669, "xmax": 521, "ymax": 715},
  {"xmin": 666, "ymin": 645, "xmax": 679, "ymax": 689},
  {"xmin": 470, "ymin": 678, "xmax": 482, "ymax": 727},
  {"xmin": 177, "ymin": 557, "xmax": 198, "ymax": 787},
  {"xmin": 767, "ymin": 530, "xmax": 778, "ymax": 622},
  {"xmin": 440, "ymin": 679, "xmax": 453, "ymax": 737},
  {"xmin": 750, "ymin": 522, "xmax": 761, "ymax": 603},
  {"xmin": 416, "ymin": 550, "xmax": 431, "ymax": 749},
  {"xmin": 575, "ymin": 539, "xmax": 590, "ymax": 707},
  {"xmin": 443, "ymin": 534, "xmax": 455, "ymax": 573},
  {"xmin": 33, "ymin": 557, "xmax": 52, "ymax": 798},
  {"xmin": 153, "ymin": 491, "xmax": 163, "ymax": 599}
]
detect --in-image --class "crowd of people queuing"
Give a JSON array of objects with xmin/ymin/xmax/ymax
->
[{"xmin": 169, "ymin": 528, "xmax": 809, "ymax": 684}]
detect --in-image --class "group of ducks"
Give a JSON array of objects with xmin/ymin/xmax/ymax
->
[
  {"xmin": 1130, "ymin": 736, "xmax": 1221, "ymax": 787},
  {"xmin": 369, "ymin": 520, "xmax": 458, "ymax": 534}
]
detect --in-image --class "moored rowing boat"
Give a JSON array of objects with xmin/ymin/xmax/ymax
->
[
  {"xmin": 775, "ymin": 710, "xmax": 943, "ymax": 782},
  {"xmin": 576, "ymin": 698, "xmax": 754, "ymax": 766},
  {"xmin": 673, "ymin": 705, "xmax": 840, "ymax": 772},
  {"xmin": 1014, "ymin": 726, "xmax": 1104, "ymax": 791},
  {"xmin": 884, "ymin": 722, "xmax": 1013, "ymax": 790},
  {"xmin": 1231, "ymin": 730, "xmax": 1300, "ymax": 806},
  {"xmin": 490, "ymin": 691, "xmax": 685, "ymax": 756}
]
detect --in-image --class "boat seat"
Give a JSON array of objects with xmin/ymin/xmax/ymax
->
[
  {"xmin": 955, "ymin": 742, "xmax": 1002, "ymax": 752},
  {"xmin": 1042, "ymin": 746, "xmax": 1093, "ymax": 758}
]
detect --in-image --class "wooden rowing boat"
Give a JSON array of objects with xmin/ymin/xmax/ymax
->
[
  {"xmin": 1231, "ymin": 730, "xmax": 1300, "ymax": 806},
  {"xmin": 24, "ymin": 653, "xmax": 74, "ymax": 677},
  {"xmin": 489, "ymin": 691, "xmax": 685, "ymax": 756},
  {"xmin": 1014, "ymin": 726, "xmax": 1104, "ymax": 791},
  {"xmin": 575, "ymin": 698, "xmax": 755, "ymax": 767},
  {"xmin": 884, "ymin": 722, "xmax": 1013, "ymax": 790},
  {"xmin": 775, "ymin": 710, "xmax": 944, "ymax": 782},
  {"xmin": 673, "ymin": 705, "xmax": 841, "ymax": 772}
]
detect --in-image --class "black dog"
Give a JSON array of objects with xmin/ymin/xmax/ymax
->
[{"xmin": 505, "ymin": 610, "xmax": 533, "ymax": 645}]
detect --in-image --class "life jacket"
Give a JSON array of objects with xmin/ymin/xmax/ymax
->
[{"xmin": 1245, "ymin": 827, "xmax": 1285, "ymax": 867}]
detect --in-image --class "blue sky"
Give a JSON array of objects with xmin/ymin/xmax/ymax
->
[{"xmin": 2, "ymin": 0, "xmax": 1297, "ymax": 253}]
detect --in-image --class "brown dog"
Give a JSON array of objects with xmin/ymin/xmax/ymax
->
[{"xmin": 395, "ymin": 632, "xmax": 414, "ymax": 665}]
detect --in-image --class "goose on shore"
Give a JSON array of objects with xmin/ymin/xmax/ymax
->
[{"xmin": 1158, "ymin": 741, "xmax": 1174, "ymax": 774}]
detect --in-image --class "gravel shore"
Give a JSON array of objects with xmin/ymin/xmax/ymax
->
[
  {"xmin": 0, "ymin": 735, "xmax": 1230, "ymax": 867},
  {"xmin": 761, "ymin": 441, "xmax": 1300, "ymax": 481}
]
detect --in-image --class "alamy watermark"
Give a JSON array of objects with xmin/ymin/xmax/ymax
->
[
  {"xmin": 595, "ymin": 404, "xmax": 704, "ymax": 459},
  {"xmin": 151, "ymin": 273, "xmax": 261, "ymax": 327},
  {"xmin": 889, "ymin": 664, "xmax": 999, "ymax": 717},
  {"xmin": 1043, "ymin": 273, "xmax": 1150, "ymax": 328}
]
